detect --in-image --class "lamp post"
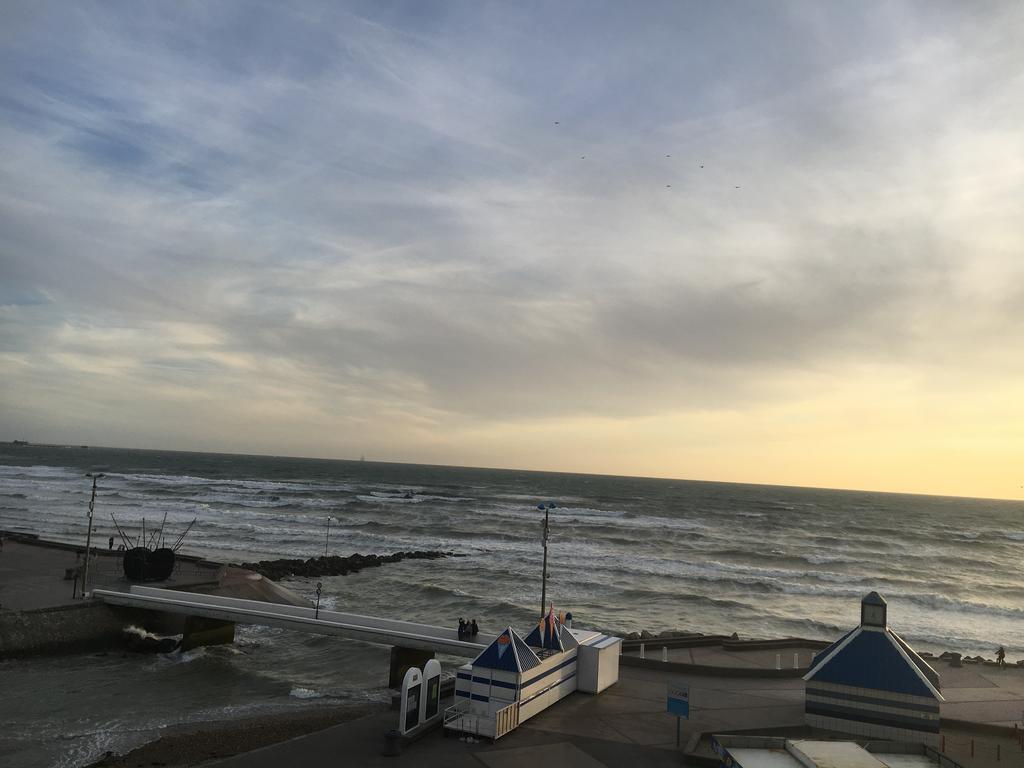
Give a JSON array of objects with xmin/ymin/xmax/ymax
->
[
  {"xmin": 537, "ymin": 502, "xmax": 557, "ymax": 618},
  {"xmin": 82, "ymin": 472, "xmax": 104, "ymax": 598},
  {"xmin": 324, "ymin": 516, "xmax": 336, "ymax": 557}
]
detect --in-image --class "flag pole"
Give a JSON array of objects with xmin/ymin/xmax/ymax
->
[
  {"xmin": 538, "ymin": 502, "xmax": 555, "ymax": 618},
  {"xmin": 82, "ymin": 473, "xmax": 104, "ymax": 598}
]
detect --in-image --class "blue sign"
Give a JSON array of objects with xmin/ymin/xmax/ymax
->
[{"xmin": 667, "ymin": 680, "xmax": 689, "ymax": 718}]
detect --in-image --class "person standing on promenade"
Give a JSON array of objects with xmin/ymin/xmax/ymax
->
[
  {"xmin": 997, "ymin": 646, "xmax": 1006, "ymax": 669},
  {"xmin": 108, "ymin": 535, "xmax": 114, "ymax": 550}
]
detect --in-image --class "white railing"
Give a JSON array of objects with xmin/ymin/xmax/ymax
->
[
  {"xmin": 443, "ymin": 699, "xmax": 471, "ymax": 727},
  {"xmin": 93, "ymin": 588, "xmax": 482, "ymax": 656},
  {"xmin": 443, "ymin": 700, "xmax": 481, "ymax": 738},
  {"xmin": 443, "ymin": 699, "xmax": 521, "ymax": 740},
  {"xmin": 493, "ymin": 701, "xmax": 520, "ymax": 740}
]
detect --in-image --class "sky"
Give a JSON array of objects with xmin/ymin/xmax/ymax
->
[{"xmin": 1, "ymin": 1, "xmax": 1023, "ymax": 499}]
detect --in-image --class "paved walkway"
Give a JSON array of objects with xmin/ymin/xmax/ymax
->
[
  {"xmin": 930, "ymin": 657, "xmax": 1024, "ymax": 728},
  {"xmin": 210, "ymin": 661, "xmax": 808, "ymax": 768},
  {"xmin": 207, "ymin": 645, "xmax": 1024, "ymax": 768},
  {"xmin": 0, "ymin": 537, "xmax": 220, "ymax": 611}
]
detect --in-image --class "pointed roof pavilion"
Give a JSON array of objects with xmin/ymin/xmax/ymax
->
[
  {"xmin": 804, "ymin": 592, "xmax": 942, "ymax": 747},
  {"xmin": 471, "ymin": 626, "xmax": 541, "ymax": 673},
  {"xmin": 804, "ymin": 592, "xmax": 941, "ymax": 698}
]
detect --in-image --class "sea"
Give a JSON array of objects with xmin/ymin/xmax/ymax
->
[{"xmin": 1, "ymin": 444, "xmax": 1022, "ymax": 767}]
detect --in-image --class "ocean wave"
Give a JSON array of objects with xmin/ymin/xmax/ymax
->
[
  {"xmin": 355, "ymin": 494, "xmax": 423, "ymax": 504},
  {"xmin": 618, "ymin": 588, "xmax": 753, "ymax": 612},
  {"xmin": 0, "ymin": 463, "xmax": 81, "ymax": 479},
  {"xmin": 4, "ymin": 454, "xmax": 1019, "ymax": 661},
  {"xmin": 896, "ymin": 591, "xmax": 1024, "ymax": 620},
  {"xmin": 290, "ymin": 687, "xmax": 323, "ymax": 699},
  {"xmin": 800, "ymin": 552, "xmax": 861, "ymax": 565},
  {"xmin": 162, "ymin": 648, "xmax": 207, "ymax": 664},
  {"xmin": 111, "ymin": 471, "xmax": 356, "ymax": 495}
]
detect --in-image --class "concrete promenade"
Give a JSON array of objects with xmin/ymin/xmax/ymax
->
[
  {"xmin": 209, "ymin": 660, "xmax": 807, "ymax": 768},
  {"xmin": 208, "ymin": 647, "xmax": 1024, "ymax": 768},
  {"xmin": 0, "ymin": 536, "xmax": 221, "ymax": 611}
]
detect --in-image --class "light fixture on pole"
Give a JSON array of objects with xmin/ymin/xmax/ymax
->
[
  {"xmin": 325, "ymin": 516, "xmax": 337, "ymax": 557},
  {"xmin": 82, "ymin": 472, "xmax": 104, "ymax": 598},
  {"xmin": 536, "ymin": 502, "xmax": 557, "ymax": 618}
]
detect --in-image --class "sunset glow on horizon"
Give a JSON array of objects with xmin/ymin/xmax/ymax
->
[{"xmin": 2, "ymin": 2, "xmax": 1023, "ymax": 500}]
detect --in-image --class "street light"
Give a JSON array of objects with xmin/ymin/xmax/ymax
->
[
  {"xmin": 324, "ymin": 516, "xmax": 337, "ymax": 557},
  {"xmin": 537, "ymin": 502, "xmax": 557, "ymax": 618},
  {"xmin": 82, "ymin": 472, "xmax": 104, "ymax": 598}
]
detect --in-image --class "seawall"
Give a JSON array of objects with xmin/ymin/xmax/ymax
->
[{"xmin": 0, "ymin": 600, "xmax": 132, "ymax": 657}]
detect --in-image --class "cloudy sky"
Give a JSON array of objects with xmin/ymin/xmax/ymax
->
[{"xmin": 1, "ymin": 1, "xmax": 1022, "ymax": 498}]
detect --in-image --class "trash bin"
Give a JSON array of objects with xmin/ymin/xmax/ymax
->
[
  {"xmin": 949, "ymin": 652, "xmax": 962, "ymax": 668},
  {"xmin": 383, "ymin": 729, "xmax": 403, "ymax": 756}
]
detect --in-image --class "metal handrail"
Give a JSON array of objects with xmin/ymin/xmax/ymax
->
[{"xmin": 443, "ymin": 699, "xmax": 471, "ymax": 726}]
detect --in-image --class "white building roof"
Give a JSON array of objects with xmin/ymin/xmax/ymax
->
[
  {"xmin": 729, "ymin": 748, "xmax": 803, "ymax": 768},
  {"xmin": 717, "ymin": 739, "xmax": 941, "ymax": 768},
  {"xmin": 789, "ymin": 740, "xmax": 888, "ymax": 768}
]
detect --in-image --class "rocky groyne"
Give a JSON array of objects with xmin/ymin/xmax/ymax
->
[{"xmin": 235, "ymin": 550, "xmax": 460, "ymax": 581}]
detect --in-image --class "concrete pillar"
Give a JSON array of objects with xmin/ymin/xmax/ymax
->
[
  {"xmin": 389, "ymin": 646, "xmax": 435, "ymax": 689},
  {"xmin": 181, "ymin": 615, "xmax": 235, "ymax": 651}
]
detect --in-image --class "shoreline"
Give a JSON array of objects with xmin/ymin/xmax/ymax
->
[{"xmin": 84, "ymin": 700, "xmax": 388, "ymax": 768}]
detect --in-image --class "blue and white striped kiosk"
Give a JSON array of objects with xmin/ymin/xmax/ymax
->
[
  {"xmin": 804, "ymin": 592, "xmax": 943, "ymax": 747},
  {"xmin": 443, "ymin": 608, "xmax": 621, "ymax": 740}
]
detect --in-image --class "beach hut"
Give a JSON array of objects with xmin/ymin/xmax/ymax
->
[
  {"xmin": 803, "ymin": 592, "xmax": 943, "ymax": 747},
  {"xmin": 444, "ymin": 610, "xmax": 621, "ymax": 740}
]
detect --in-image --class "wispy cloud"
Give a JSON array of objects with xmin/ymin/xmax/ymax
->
[{"xmin": 2, "ymin": 1, "xmax": 1023, "ymax": 495}]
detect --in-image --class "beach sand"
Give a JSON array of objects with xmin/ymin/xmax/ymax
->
[{"xmin": 84, "ymin": 701, "xmax": 387, "ymax": 767}]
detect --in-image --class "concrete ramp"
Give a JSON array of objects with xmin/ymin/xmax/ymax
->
[
  {"xmin": 180, "ymin": 566, "xmax": 311, "ymax": 607},
  {"xmin": 92, "ymin": 585, "xmax": 487, "ymax": 656}
]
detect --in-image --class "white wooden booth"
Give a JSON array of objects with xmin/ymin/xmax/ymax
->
[{"xmin": 443, "ymin": 611, "xmax": 621, "ymax": 740}]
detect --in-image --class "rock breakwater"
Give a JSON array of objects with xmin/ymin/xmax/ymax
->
[{"xmin": 236, "ymin": 550, "xmax": 459, "ymax": 581}]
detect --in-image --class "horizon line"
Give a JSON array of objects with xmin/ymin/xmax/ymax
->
[{"xmin": 3, "ymin": 438, "xmax": 1022, "ymax": 504}]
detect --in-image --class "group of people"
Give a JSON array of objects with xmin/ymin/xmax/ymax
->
[{"xmin": 458, "ymin": 618, "xmax": 479, "ymax": 639}]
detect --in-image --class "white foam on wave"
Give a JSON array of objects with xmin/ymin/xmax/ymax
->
[
  {"xmin": 801, "ymin": 552, "xmax": 859, "ymax": 565},
  {"xmin": 163, "ymin": 647, "xmax": 206, "ymax": 664},
  {"xmin": 290, "ymin": 687, "xmax": 323, "ymax": 699},
  {"xmin": 356, "ymin": 493, "xmax": 423, "ymax": 504},
  {"xmin": 123, "ymin": 624, "xmax": 173, "ymax": 643},
  {"xmin": 0, "ymin": 463, "xmax": 82, "ymax": 479}
]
